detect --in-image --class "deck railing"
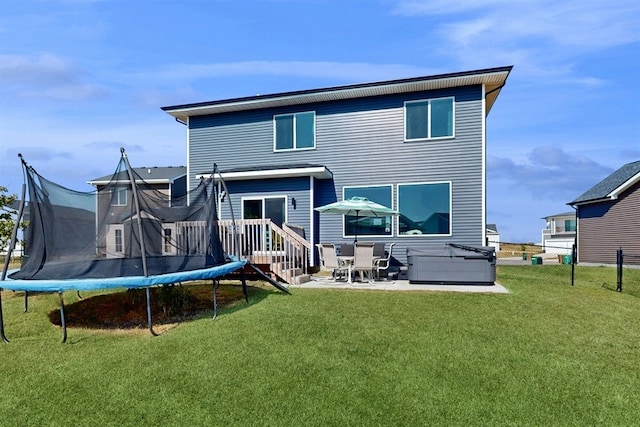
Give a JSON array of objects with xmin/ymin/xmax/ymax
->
[{"xmin": 216, "ymin": 219, "xmax": 310, "ymax": 283}]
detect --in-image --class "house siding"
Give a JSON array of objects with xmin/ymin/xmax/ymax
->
[
  {"xmin": 577, "ymin": 180, "xmax": 640, "ymax": 265},
  {"xmin": 189, "ymin": 85, "xmax": 486, "ymax": 264}
]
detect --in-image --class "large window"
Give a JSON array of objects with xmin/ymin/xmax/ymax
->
[
  {"xmin": 111, "ymin": 187, "xmax": 127, "ymax": 206},
  {"xmin": 398, "ymin": 182, "xmax": 451, "ymax": 236},
  {"xmin": 274, "ymin": 111, "xmax": 315, "ymax": 151},
  {"xmin": 343, "ymin": 185, "xmax": 393, "ymax": 237},
  {"xmin": 405, "ymin": 97, "xmax": 454, "ymax": 141}
]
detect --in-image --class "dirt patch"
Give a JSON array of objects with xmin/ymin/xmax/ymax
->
[{"xmin": 48, "ymin": 283, "xmax": 247, "ymax": 330}]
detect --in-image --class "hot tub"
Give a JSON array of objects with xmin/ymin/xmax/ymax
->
[{"xmin": 406, "ymin": 244, "xmax": 496, "ymax": 285}]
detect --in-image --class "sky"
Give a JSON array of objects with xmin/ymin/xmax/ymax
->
[{"xmin": 1, "ymin": 0, "xmax": 639, "ymax": 244}]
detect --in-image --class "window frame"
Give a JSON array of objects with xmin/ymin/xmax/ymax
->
[
  {"xmin": 114, "ymin": 228, "xmax": 123, "ymax": 253},
  {"xmin": 111, "ymin": 186, "xmax": 127, "ymax": 206},
  {"xmin": 404, "ymin": 96, "xmax": 455, "ymax": 142},
  {"xmin": 273, "ymin": 111, "xmax": 316, "ymax": 152},
  {"xmin": 342, "ymin": 184, "xmax": 394, "ymax": 239},
  {"xmin": 396, "ymin": 181, "xmax": 452, "ymax": 237}
]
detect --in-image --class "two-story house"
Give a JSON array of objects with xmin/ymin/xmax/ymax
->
[
  {"xmin": 161, "ymin": 66, "xmax": 513, "ymax": 278},
  {"xmin": 541, "ymin": 211, "xmax": 576, "ymax": 255},
  {"xmin": 87, "ymin": 166, "xmax": 187, "ymax": 257}
]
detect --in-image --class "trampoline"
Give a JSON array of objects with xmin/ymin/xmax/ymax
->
[{"xmin": 0, "ymin": 148, "xmax": 268, "ymax": 342}]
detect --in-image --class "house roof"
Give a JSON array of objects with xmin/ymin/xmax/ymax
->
[
  {"xmin": 88, "ymin": 166, "xmax": 187, "ymax": 186},
  {"xmin": 486, "ymin": 224, "xmax": 499, "ymax": 233},
  {"xmin": 542, "ymin": 211, "xmax": 575, "ymax": 219},
  {"xmin": 569, "ymin": 160, "xmax": 640, "ymax": 206},
  {"xmin": 161, "ymin": 66, "xmax": 513, "ymax": 123},
  {"xmin": 196, "ymin": 163, "xmax": 333, "ymax": 181}
]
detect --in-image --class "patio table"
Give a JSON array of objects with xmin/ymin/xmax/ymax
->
[{"xmin": 337, "ymin": 256, "xmax": 354, "ymax": 283}]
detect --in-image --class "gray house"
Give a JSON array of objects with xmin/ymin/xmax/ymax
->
[
  {"xmin": 88, "ymin": 166, "xmax": 187, "ymax": 258},
  {"xmin": 162, "ymin": 66, "xmax": 512, "ymax": 281},
  {"xmin": 569, "ymin": 160, "xmax": 640, "ymax": 265}
]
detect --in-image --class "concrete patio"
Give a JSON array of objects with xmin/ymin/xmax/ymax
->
[{"xmin": 289, "ymin": 274, "xmax": 509, "ymax": 294}]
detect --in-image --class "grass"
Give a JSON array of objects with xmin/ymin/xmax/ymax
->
[{"xmin": 1, "ymin": 265, "xmax": 639, "ymax": 426}]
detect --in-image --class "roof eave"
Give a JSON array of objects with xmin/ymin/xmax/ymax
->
[
  {"xmin": 162, "ymin": 66, "xmax": 513, "ymax": 122},
  {"xmin": 196, "ymin": 166, "xmax": 333, "ymax": 181}
]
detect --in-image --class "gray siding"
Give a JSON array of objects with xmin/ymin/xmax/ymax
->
[
  {"xmin": 189, "ymin": 85, "xmax": 486, "ymax": 264},
  {"xmin": 577, "ymin": 181, "xmax": 640, "ymax": 265}
]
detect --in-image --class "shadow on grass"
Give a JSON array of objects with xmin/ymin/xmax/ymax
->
[{"xmin": 47, "ymin": 280, "xmax": 280, "ymax": 330}]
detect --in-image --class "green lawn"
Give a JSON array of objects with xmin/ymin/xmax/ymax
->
[{"xmin": 1, "ymin": 265, "xmax": 639, "ymax": 426}]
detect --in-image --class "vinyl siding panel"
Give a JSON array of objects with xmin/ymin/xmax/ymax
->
[
  {"xmin": 577, "ymin": 181, "xmax": 640, "ymax": 265},
  {"xmin": 189, "ymin": 85, "xmax": 486, "ymax": 264}
]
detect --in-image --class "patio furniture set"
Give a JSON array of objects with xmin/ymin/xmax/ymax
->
[{"xmin": 316, "ymin": 242, "xmax": 396, "ymax": 283}]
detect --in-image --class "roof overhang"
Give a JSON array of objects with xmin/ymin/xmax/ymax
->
[
  {"xmin": 87, "ymin": 178, "xmax": 174, "ymax": 186},
  {"xmin": 162, "ymin": 66, "xmax": 513, "ymax": 123},
  {"xmin": 196, "ymin": 165, "xmax": 333, "ymax": 181},
  {"xmin": 570, "ymin": 171, "xmax": 640, "ymax": 206}
]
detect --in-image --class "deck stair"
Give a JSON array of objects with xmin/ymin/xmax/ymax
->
[{"xmin": 217, "ymin": 219, "xmax": 311, "ymax": 285}]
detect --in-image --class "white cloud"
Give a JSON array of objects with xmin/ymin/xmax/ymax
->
[
  {"xmin": 0, "ymin": 53, "xmax": 108, "ymax": 101},
  {"xmin": 390, "ymin": 0, "xmax": 640, "ymax": 80}
]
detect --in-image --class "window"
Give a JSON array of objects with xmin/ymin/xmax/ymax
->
[
  {"xmin": 111, "ymin": 187, "xmax": 127, "ymax": 206},
  {"xmin": 398, "ymin": 182, "xmax": 451, "ymax": 236},
  {"xmin": 115, "ymin": 229, "xmax": 123, "ymax": 253},
  {"xmin": 164, "ymin": 228, "xmax": 172, "ymax": 253},
  {"xmin": 564, "ymin": 219, "xmax": 576, "ymax": 232},
  {"xmin": 405, "ymin": 97, "xmax": 454, "ymax": 141},
  {"xmin": 274, "ymin": 111, "xmax": 315, "ymax": 151},
  {"xmin": 343, "ymin": 185, "xmax": 393, "ymax": 237}
]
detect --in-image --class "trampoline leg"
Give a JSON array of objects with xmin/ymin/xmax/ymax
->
[
  {"xmin": 58, "ymin": 292, "xmax": 67, "ymax": 344},
  {"xmin": 76, "ymin": 291, "xmax": 83, "ymax": 300},
  {"xmin": 0, "ymin": 290, "xmax": 9, "ymax": 343},
  {"xmin": 211, "ymin": 279, "xmax": 219, "ymax": 320},
  {"xmin": 241, "ymin": 269, "xmax": 249, "ymax": 303},
  {"xmin": 145, "ymin": 287, "xmax": 158, "ymax": 336},
  {"xmin": 24, "ymin": 291, "xmax": 28, "ymax": 313}
]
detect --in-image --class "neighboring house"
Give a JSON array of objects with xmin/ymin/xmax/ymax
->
[
  {"xmin": 486, "ymin": 224, "xmax": 500, "ymax": 251},
  {"xmin": 540, "ymin": 211, "xmax": 576, "ymax": 255},
  {"xmin": 162, "ymin": 66, "xmax": 513, "ymax": 271},
  {"xmin": 568, "ymin": 160, "xmax": 640, "ymax": 265},
  {"xmin": 87, "ymin": 166, "xmax": 187, "ymax": 258}
]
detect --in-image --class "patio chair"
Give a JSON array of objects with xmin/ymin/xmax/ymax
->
[
  {"xmin": 316, "ymin": 243, "xmax": 326, "ymax": 268},
  {"xmin": 320, "ymin": 243, "xmax": 349, "ymax": 280},
  {"xmin": 340, "ymin": 243, "xmax": 354, "ymax": 257},
  {"xmin": 373, "ymin": 242, "xmax": 386, "ymax": 257},
  {"xmin": 374, "ymin": 243, "xmax": 395, "ymax": 279},
  {"xmin": 353, "ymin": 242, "xmax": 375, "ymax": 282}
]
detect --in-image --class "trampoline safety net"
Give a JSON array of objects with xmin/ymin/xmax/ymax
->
[{"xmin": 9, "ymin": 150, "xmax": 228, "ymax": 281}]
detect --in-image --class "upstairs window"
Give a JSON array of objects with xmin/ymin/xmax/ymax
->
[
  {"xmin": 111, "ymin": 187, "xmax": 127, "ymax": 206},
  {"xmin": 405, "ymin": 97, "xmax": 454, "ymax": 141},
  {"xmin": 274, "ymin": 111, "xmax": 315, "ymax": 151}
]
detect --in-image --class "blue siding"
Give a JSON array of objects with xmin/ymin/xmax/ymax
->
[{"xmin": 189, "ymin": 85, "xmax": 486, "ymax": 264}]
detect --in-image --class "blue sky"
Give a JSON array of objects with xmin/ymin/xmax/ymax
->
[{"xmin": 1, "ymin": 0, "xmax": 639, "ymax": 243}]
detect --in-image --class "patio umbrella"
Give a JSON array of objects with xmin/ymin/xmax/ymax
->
[{"xmin": 315, "ymin": 196, "xmax": 398, "ymax": 242}]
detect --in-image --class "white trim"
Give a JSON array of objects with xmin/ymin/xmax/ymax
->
[
  {"xmin": 481, "ymin": 84, "xmax": 487, "ymax": 247},
  {"xmin": 196, "ymin": 165, "xmax": 332, "ymax": 181},
  {"xmin": 273, "ymin": 110, "xmax": 316, "ymax": 152},
  {"xmin": 396, "ymin": 181, "xmax": 453, "ymax": 237},
  {"xmin": 240, "ymin": 195, "xmax": 288, "ymax": 224},
  {"xmin": 608, "ymin": 171, "xmax": 640, "ymax": 200},
  {"xmin": 403, "ymin": 96, "xmax": 455, "ymax": 142},
  {"xmin": 163, "ymin": 68, "xmax": 511, "ymax": 122},
  {"xmin": 309, "ymin": 176, "xmax": 315, "ymax": 267},
  {"xmin": 186, "ymin": 117, "xmax": 191, "ymax": 205},
  {"xmin": 342, "ymin": 184, "xmax": 394, "ymax": 239}
]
